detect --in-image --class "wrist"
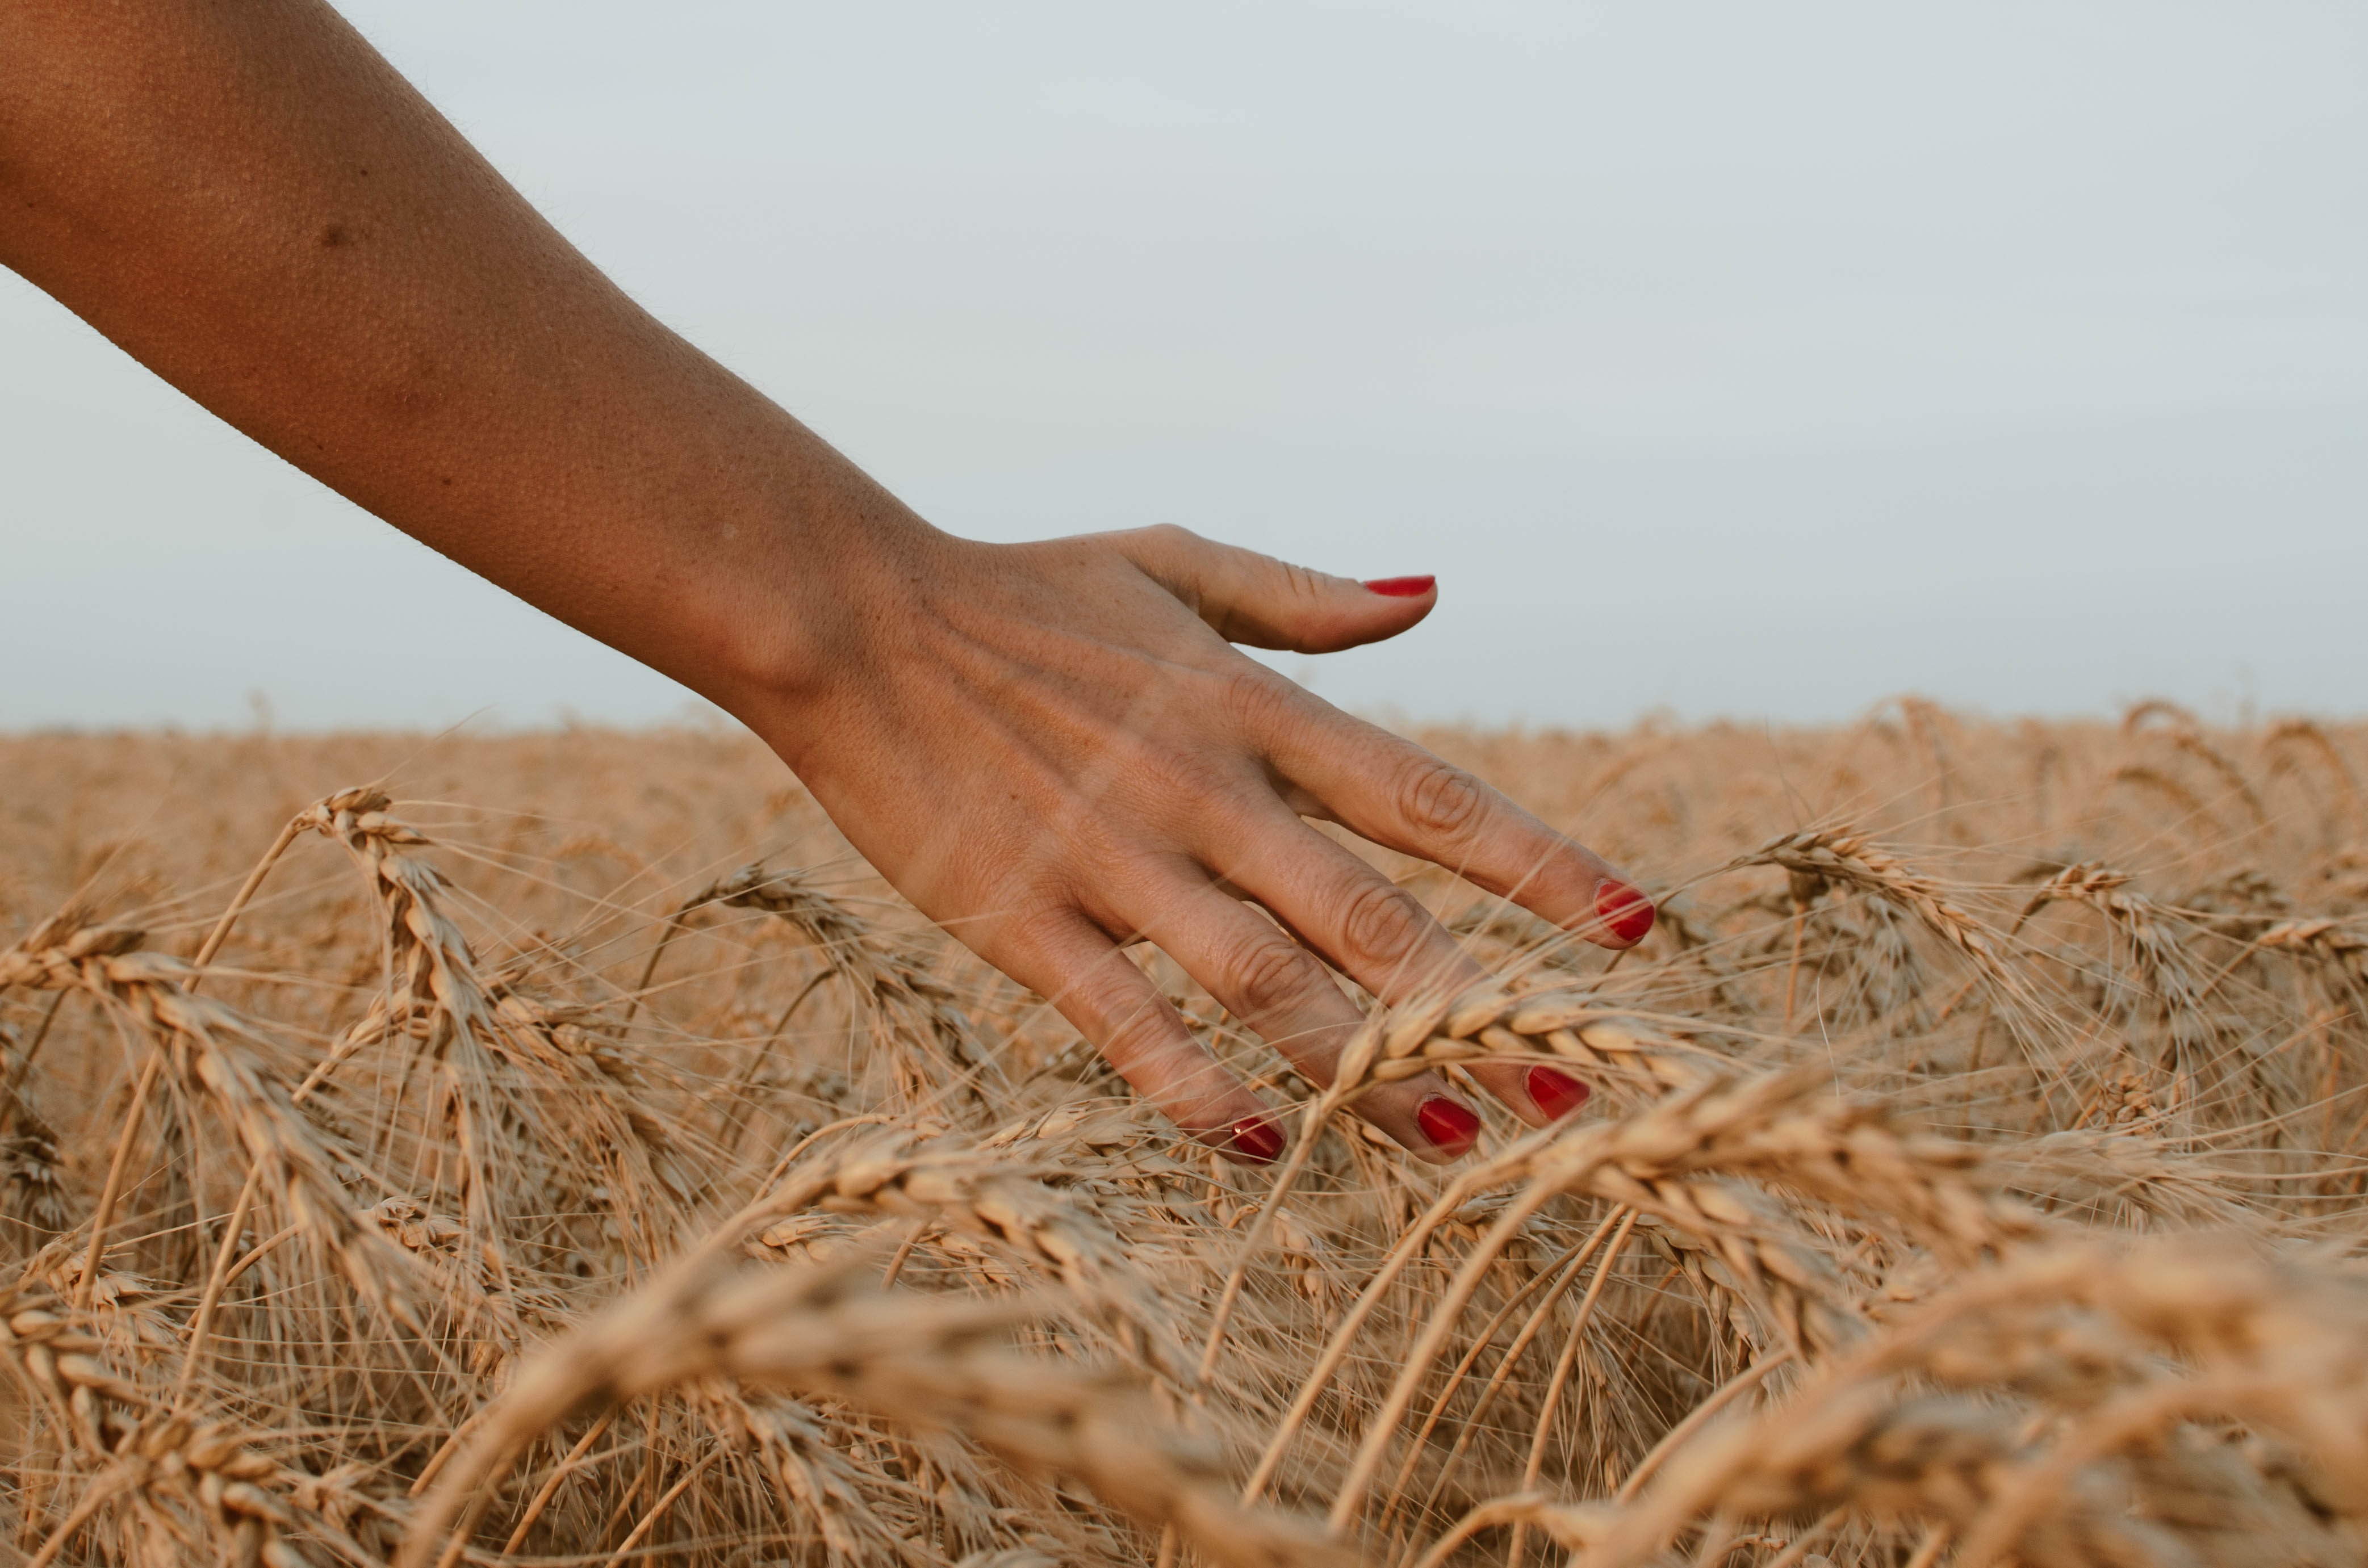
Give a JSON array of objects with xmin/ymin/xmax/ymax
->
[{"xmin": 702, "ymin": 481, "xmax": 956, "ymax": 727}]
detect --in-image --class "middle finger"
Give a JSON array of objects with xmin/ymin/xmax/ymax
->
[
  {"xmin": 1214, "ymin": 812, "xmax": 1592, "ymax": 1129},
  {"xmin": 1119, "ymin": 858, "xmax": 1487, "ymax": 1161}
]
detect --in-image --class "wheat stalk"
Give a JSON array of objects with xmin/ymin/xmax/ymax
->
[{"xmin": 398, "ymin": 1248, "xmax": 1354, "ymax": 1568}]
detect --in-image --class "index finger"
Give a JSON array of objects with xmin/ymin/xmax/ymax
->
[{"xmin": 1263, "ymin": 706, "xmax": 1655, "ymax": 949}]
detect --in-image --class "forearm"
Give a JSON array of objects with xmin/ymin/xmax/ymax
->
[
  {"xmin": 0, "ymin": 0, "xmax": 915, "ymax": 708},
  {"xmin": 0, "ymin": 1, "xmax": 1655, "ymax": 1165}
]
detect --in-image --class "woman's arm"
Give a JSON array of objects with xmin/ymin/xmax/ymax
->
[{"xmin": 0, "ymin": 0, "xmax": 1651, "ymax": 1163}]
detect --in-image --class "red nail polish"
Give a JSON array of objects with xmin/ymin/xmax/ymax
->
[
  {"xmin": 1362, "ymin": 575, "xmax": 1436, "ymax": 598},
  {"xmin": 1597, "ymin": 880, "xmax": 1656, "ymax": 945},
  {"xmin": 1528, "ymin": 1065, "xmax": 1591, "ymax": 1121},
  {"xmin": 1225, "ymin": 1116, "xmax": 1286, "ymax": 1165},
  {"xmin": 1415, "ymin": 1096, "xmax": 1481, "ymax": 1153}
]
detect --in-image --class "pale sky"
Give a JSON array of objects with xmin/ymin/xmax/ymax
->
[{"xmin": 5, "ymin": 2, "xmax": 2364, "ymax": 731}]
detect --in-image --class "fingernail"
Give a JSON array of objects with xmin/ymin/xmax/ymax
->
[
  {"xmin": 1415, "ymin": 1096, "xmax": 1482, "ymax": 1154},
  {"xmin": 1528, "ymin": 1065, "xmax": 1591, "ymax": 1121},
  {"xmin": 1225, "ymin": 1116, "xmax": 1286, "ymax": 1165},
  {"xmin": 1597, "ymin": 879, "xmax": 1656, "ymax": 945},
  {"xmin": 1362, "ymin": 575, "xmax": 1436, "ymax": 598}
]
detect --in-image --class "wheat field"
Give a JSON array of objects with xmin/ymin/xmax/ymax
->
[{"xmin": 4, "ymin": 703, "xmax": 2367, "ymax": 1568}]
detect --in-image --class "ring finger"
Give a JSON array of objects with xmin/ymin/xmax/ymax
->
[{"xmin": 1121, "ymin": 861, "xmax": 1487, "ymax": 1162}]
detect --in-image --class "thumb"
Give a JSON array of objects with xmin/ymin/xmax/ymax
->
[{"xmin": 1114, "ymin": 524, "xmax": 1437, "ymax": 653}]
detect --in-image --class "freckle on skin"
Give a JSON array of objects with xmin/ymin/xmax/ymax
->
[{"xmin": 317, "ymin": 223, "xmax": 346, "ymax": 248}]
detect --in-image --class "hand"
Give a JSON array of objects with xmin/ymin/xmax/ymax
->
[
  {"xmin": 0, "ymin": 3, "xmax": 1650, "ymax": 1165},
  {"xmin": 744, "ymin": 522, "xmax": 1654, "ymax": 1163}
]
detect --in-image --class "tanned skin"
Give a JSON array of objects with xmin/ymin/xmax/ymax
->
[{"xmin": 0, "ymin": 0, "xmax": 1651, "ymax": 1163}]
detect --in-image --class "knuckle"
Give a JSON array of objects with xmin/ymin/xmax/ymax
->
[
  {"xmin": 994, "ymin": 900, "xmax": 1086, "ymax": 971},
  {"xmin": 1131, "ymin": 522, "xmax": 1199, "ymax": 559},
  {"xmin": 1095, "ymin": 988, "xmax": 1182, "ymax": 1067},
  {"xmin": 1124, "ymin": 741, "xmax": 1239, "ymax": 819},
  {"xmin": 1215, "ymin": 665, "xmax": 1304, "ymax": 737},
  {"xmin": 1219, "ymin": 928, "xmax": 1324, "ymax": 1019},
  {"xmin": 1530, "ymin": 841, "xmax": 1603, "ymax": 908},
  {"xmin": 1336, "ymin": 878, "xmax": 1432, "ymax": 971},
  {"xmin": 1276, "ymin": 558, "xmax": 1330, "ymax": 606},
  {"xmin": 1394, "ymin": 757, "xmax": 1489, "ymax": 844}
]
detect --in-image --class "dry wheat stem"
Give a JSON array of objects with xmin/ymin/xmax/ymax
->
[
  {"xmin": 1570, "ymin": 1231, "xmax": 2368, "ymax": 1568},
  {"xmin": 1406, "ymin": 1491, "xmax": 1610, "ymax": 1568},
  {"xmin": 1613, "ymin": 1347, "xmax": 1793, "ymax": 1506},
  {"xmin": 1328, "ymin": 1193, "xmax": 1551, "ymax": 1529},
  {"xmin": 1377, "ymin": 1211, "xmax": 1627, "ymax": 1541},
  {"xmin": 401, "ymin": 1246, "xmax": 1352, "ymax": 1568},
  {"xmin": 1242, "ymin": 1156, "xmax": 1521, "ymax": 1503},
  {"xmin": 1502, "ymin": 1208, "xmax": 1639, "ymax": 1568}
]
